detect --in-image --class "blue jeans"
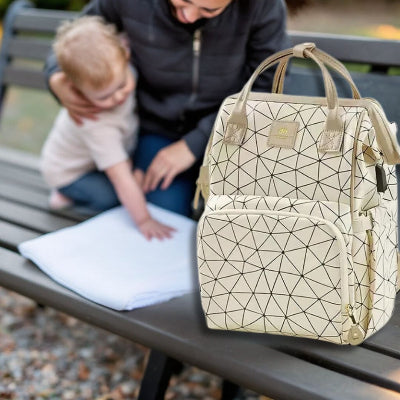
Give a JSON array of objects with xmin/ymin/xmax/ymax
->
[
  {"xmin": 133, "ymin": 132, "xmax": 200, "ymax": 216},
  {"xmin": 58, "ymin": 170, "xmax": 119, "ymax": 214},
  {"xmin": 59, "ymin": 131, "xmax": 199, "ymax": 217}
]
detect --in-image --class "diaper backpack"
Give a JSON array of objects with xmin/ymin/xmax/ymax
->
[{"xmin": 195, "ymin": 43, "xmax": 400, "ymax": 345}]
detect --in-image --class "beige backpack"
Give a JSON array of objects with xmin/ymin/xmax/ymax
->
[{"xmin": 195, "ymin": 43, "xmax": 400, "ymax": 345}]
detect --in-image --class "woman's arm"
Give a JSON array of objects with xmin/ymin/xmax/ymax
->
[
  {"xmin": 245, "ymin": 0, "xmax": 291, "ymax": 92},
  {"xmin": 48, "ymin": 72, "xmax": 103, "ymax": 125}
]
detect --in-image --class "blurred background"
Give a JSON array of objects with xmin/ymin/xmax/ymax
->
[
  {"xmin": 0, "ymin": 0, "xmax": 399, "ymax": 154},
  {"xmin": 0, "ymin": 0, "xmax": 88, "ymax": 16}
]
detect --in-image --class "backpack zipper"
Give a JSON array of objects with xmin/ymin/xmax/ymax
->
[{"xmin": 200, "ymin": 207, "xmax": 360, "ymax": 343}]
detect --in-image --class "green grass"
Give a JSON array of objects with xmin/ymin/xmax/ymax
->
[
  {"xmin": 390, "ymin": 67, "xmax": 400, "ymax": 76},
  {"xmin": 0, "ymin": 87, "xmax": 60, "ymax": 154}
]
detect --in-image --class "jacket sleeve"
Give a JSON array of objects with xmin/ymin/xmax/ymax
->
[
  {"xmin": 246, "ymin": 0, "xmax": 291, "ymax": 92},
  {"xmin": 183, "ymin": 111, "xmax": 218, "ymax": 160},
  {"xmin": 43, "ymin": 0, "xmax": 123, "ymax": 95},
  {"xmin": 184, "ymin": 0, "xmax": 290, "ymax": 161}
]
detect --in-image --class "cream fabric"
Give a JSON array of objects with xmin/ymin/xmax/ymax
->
[{"xmin": 196, "ymin": 44, "xmax": 399, "ymax": 345}]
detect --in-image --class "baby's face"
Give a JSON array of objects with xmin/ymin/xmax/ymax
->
[{"xmin": 80, "ymin": 62, "xmax": 135, "ymax": 109}]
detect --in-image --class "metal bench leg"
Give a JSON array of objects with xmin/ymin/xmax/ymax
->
[
  {"xmin": 138, "ymin": 349, "xmax": 183, "ymax": 400},
  {"xmin": 221, "ymin": 379, "xmax": 241, "ymax": 400}
]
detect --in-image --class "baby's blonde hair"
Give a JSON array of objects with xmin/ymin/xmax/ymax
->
[{"xmin": 53, "ymin": 16, "xmax": 127, "ymax": 89}]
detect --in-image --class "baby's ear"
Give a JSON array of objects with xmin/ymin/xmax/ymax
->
[
  {"xmin": 118, "ymin": 33, "xmax": 131, "ymax": 59},
  {"xmin": 65, "ymin": 75, "xmax": 78, "ymax": 89}
]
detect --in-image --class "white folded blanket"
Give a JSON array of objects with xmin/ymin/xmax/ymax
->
[{"xmin": 18, "ymin": 204, "xmax": 198, "ymax": 310}]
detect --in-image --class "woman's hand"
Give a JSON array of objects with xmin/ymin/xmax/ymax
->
[
  {"xmin": 49, "ymin": 71, "xmax": 103, "ymax": 125},
  {"xmin": 142, "ymin": 139, "xmax": 196, "ymax": 193}
]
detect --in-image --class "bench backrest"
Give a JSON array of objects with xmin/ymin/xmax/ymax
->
[
  {"xmin": 0, "ymin": 0, "xmax": 77, "ymax": 107},
  {"xmin": 290, "ymin": 31, "xmax": 400, "ymax": 72},
  {"xmin": 0, "ymin": 0, "xmax": 399, "ymax": 123},
  {"xmin": 289, "ymin": 32, "xmax": 400, "ymax": 125}
]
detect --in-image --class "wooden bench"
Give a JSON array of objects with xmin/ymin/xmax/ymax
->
[{"xmin": 1, "ymin": 1, "xmax": 400, "ymax": 399}]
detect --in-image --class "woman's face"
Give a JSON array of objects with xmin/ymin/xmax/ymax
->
[{"xmin": 169, "ymin": 0, "xmax": 232, "ymax": 23}]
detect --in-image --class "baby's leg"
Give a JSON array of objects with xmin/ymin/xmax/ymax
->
[
  {"xmin": 48, "ymin": 189, "xmax": 74, "ymax": 210},
  {"xmin": 58, "ymin": 171, "xmax": 120, "ymax": 212}
]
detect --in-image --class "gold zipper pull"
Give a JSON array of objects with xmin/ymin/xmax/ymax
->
[{"xmin": 346, "ymin": 304, "xmax": 364, "ymax": 345}]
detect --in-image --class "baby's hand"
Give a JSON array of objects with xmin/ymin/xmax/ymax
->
[{"xmin": 138, "ymin": 217, "xmax": 176, "ymax": 241}]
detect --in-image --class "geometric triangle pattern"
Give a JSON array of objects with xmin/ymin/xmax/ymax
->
[
  {"xmin": 349, "ymin": 115, "xmax": 397, "ymax": 338},
  {"xmin": 198, "ymin": 94, "xmax": 398, "ymax": 345},
  {"xmin": 198, "ymin": 210, "xmax": 345, "ymax": 342}
]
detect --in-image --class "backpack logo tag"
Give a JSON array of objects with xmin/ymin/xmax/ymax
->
[{"xmin": 268, "ymin": 121, "xmax": 299, "ymax": 149}]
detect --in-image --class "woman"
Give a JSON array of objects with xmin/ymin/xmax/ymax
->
[{"xmin": 45, "ymin": 0, "xmax": 290, "ymax": 216}]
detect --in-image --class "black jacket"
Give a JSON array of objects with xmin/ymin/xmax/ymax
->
[{"xmin": 44, "ymin": 0, "xmax": 290, "ymax": 160}]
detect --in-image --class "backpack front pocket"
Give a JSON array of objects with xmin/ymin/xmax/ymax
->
[{"xmin": 197, "ymin": 198, "xmax": 356, "ymax": 344}]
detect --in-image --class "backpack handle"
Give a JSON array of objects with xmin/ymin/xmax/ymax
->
[
  {"xmin": 224, "ymin": 43, "xmax": 348, "ymax": 153},
  {"xmin": 272, "ymin": 48, "xmax": 361, "ymax": 99}
]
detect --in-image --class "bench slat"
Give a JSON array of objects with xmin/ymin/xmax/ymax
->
[
  {"xmin": 8, "ymin": 37, "xmax": 52, "ymax": 60},
  {"xmin": 3, "ymin": 66, "xmax": 47, "ymax": 90},
  {"xmin": 0, "ymin": 155, "xmax": 93, "ymax": 223},
  {"xmin": 286, "ymin": 67, "xmax": 400, "ymax": 125},
  {"xmin": 0, "ymin": 179, "xmax": 87, "ymax": 224},
  {"xmin": 274, "ymin": 336, "xmax": 400, "ymax": 392},
  {"xmin": 363, "ymin": 297, "xmax": 400, "ymax": 357},
  {"xmin": 0, "ymin": 198, "xmax": 75, "ymax": 233},
  {"xmin": 0, "ymin": 161, "xmax": 49, "ymax": 191},
  {"xmin": 0, "ymin": 220, "xmax": 38, "ymax": 248},
  {"xmin": 0, "ymin": 154, "xmax": 97, "ymax": 224},
  {"xmin": 363, "ymin": 326, "xmax": 400, "ymax": 359},
  {"xmin": 0, "ymin": 246, "xmax": 399, "ymax": 400},
  {"xmin": 290, "ymin": 31, "xmax": 400, "ymax": 68},
  {"xmin": 0, "ymin": 147, "xmax": 40, "ymax": 171},
  {"xmin": 14, "ymin": 8, "xmax": 77, "ymax": 33},
  {"xmin": 3, "ymin": 66, "xmax": 46, "ymax": 89},
  {"xmin": 0, "ymin": 180, "xmax": 49, "ymax": 207}
]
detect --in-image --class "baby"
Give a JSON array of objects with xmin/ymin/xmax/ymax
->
[{"xmin": 41, "ymin": 17, "xmax": 175, "ymax": 240}]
